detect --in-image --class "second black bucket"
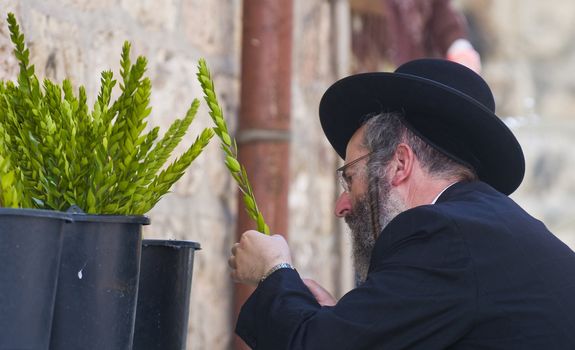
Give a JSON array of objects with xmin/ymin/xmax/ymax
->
[
  {"xmin": 50, "ymin": 213, "xmax": 149, "ymax": 350},
  {"xmin": 133, "ymin": 239, "xmax": 201, "ymax": 350}
]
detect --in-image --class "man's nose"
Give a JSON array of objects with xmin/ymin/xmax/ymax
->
[{"xmin": 335, "ymin": 192, "xmax": 351, "ymax": 217}]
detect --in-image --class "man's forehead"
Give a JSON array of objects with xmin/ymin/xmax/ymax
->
[{"xmin": 345, "ymin": 125, "xmax": 368, "ymax": 160}]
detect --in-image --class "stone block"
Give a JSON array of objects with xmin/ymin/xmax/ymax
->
[
  {"xmin": 23, "ymin": 10, "xmax": 85, "ymax": 86},
  {"xmin": 49, "ymin": 0, "xmax": 118, "ymax": 11},
  {"xmin": 85, "ymin": 28, "xmax": 131, "ymax": 96},
  {"xmin": 181, "ymin": 0, "xmax": 241, "ymax": 56},
  {"xmin": 293, "ymin": 0, "xmax": 333, "ymax": 84},
  {"xmin": 0, "ymin": 8, "xmax": 19, "ymax": 81},
  {"xmin": 119, "ymin": 0, "xmax": 179, "ymax": 32}
]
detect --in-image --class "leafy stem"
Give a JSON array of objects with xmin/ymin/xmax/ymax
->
[{"xmin": 197, "ymin": 59, "xmax": 270, "ymax": 235}]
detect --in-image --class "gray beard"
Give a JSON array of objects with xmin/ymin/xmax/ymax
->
[{"xmin": 345, "ymin": 179, "xmax": 406, "ymax": 283}]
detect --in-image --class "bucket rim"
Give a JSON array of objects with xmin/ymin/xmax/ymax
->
[
  {"xmin": 67, "ymin": 213, "xmax": 150, "ymax": 225},
  {"xmin": 0, "ymin": 207, "xmax": 150, "ymax": 224},
  {"xmin": 0, "ymin": 207, "xmax": 70, "ymax": 220},
  {"xmin": 142, "ymin": 239, "xmax": 201, "ymax": 250}
]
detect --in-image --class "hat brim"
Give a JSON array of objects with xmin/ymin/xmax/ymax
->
[{"xmin": 319, "ymin": 72, "xmax": 525, "ymax": 195}]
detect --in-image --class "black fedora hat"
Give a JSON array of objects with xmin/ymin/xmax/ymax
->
[{"xmin": 319, "ymin": 58, "xmax": 525, "ymax": 195}]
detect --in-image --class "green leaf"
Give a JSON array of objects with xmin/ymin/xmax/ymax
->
[
  {"xmin": 256, "ymin": 212, "xmax": 266, "ymax": 234},
  {"xmin": 243, "ymin": 193, "xmax": 256, "ymax": 213},
  {"xmin": 1, "ymin": 170, "xmax": 15, "ymax": 188},
  {"xmin": 221, "ymin": 131, "xmax": 232, "ymax": 147},
  {"xmin": 225, "ymin": 156, "xmax": 241, "ymax": 173}
]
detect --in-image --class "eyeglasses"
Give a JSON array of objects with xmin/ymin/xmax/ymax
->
[{"xmin": 336, "ymin": 151, "xmax": 373, "ymax": 192}]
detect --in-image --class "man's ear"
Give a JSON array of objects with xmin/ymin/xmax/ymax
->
[{"xmin": 389, "ymin": 143, "xmax": 415, "ymax": 186}]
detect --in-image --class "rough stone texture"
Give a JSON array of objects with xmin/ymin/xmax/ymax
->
[
  {"xmin": 0, "ymin": 1, "xmax": 19, "ymax": 81},
  {"xmin": 182, "ymin": 0, "xmax": 241, "ymax": 57},
  {"xmin": 2, "ymin": 1, "xmax": 575, "ymax": 349}
]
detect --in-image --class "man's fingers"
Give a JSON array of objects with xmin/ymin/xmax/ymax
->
[
  {"xmin": 302, "ymin": 278, "xmax": 337, "ymax": 306},
  {"xmin": 228, "ymin": 255, "xmax": 236, "ymax": 269},
  {"xmin": 229, "ymin": 242, "xmax": 239, "ymax": 269},
  {"xmin": 231, "ymin": 242, "xmax": 240, "ymax": 255}
]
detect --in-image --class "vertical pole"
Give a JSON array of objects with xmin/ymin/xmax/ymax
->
[
  {"xmin": 234, "ymin": 0, "xmax": 293, "ymax": 349},
  {"xmin": 330, "ymin": 0, "xmax": 353, "ymax": 298}
]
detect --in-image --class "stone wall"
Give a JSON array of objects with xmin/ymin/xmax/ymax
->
[{"xmin": 2, "ymin": 1, "xmax": 575, "ymax": 349}]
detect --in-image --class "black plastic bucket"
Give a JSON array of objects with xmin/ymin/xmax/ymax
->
[
  {"xmin": 0, "ymin": 208, "xmax": 68, "ymax": 350},
  {"xmin": 133, "ymin": 240, "xmax": 201, "ymax": 350},
  {"xmin": 49, "ymin": 213, "xmax": 149, "ymax": 350}
]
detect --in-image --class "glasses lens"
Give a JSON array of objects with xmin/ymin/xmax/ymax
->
[
  {"xmin": 336, "ymin": 151, "xmax": 373, "ymax": 193},
  {"xmin": 338, "ymin": 170, "xmax": 350, "ymax": 192}
]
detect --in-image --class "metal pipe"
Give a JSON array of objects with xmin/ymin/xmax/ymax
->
[{"xmin": 234, "ymin": 0, "xmax": 293, "ymax": 349}]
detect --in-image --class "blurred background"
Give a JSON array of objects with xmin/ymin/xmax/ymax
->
[{"xmin": 2, "ymin": 0, "xmax": 574, "ymax": 349}]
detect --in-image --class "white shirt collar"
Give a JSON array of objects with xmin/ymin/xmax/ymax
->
[{"xmin": 431, "ymin": 182, "xmax": 458, "ymax": 204}]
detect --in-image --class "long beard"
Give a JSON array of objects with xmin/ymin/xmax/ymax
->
[{"xmin": 345, "ymin": 179, "xmax": 406, "ymax": 283}]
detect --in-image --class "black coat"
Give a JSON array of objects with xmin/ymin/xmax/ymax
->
[{"xmin": 236, "ymin": 181, "xmax": 575, "ymax": 349}]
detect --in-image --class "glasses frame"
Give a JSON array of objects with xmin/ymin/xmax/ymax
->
[{"xmin": 336, "ymin": 151, "xmax": 374, "ymax": 192}]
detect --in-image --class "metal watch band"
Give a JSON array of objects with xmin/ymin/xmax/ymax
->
[{"xmin": 259, "ymin": 262, "xmax": 295, "ymax": 283}]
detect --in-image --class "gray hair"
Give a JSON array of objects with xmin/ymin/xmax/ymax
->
[{"xmin": 361, "ymin": 111, "xmax": 478, "ymax": 184}]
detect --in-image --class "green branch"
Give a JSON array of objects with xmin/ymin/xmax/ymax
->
[{"xmin": 197, "ymin": 59, "xmax": 270, "ymax": 235}]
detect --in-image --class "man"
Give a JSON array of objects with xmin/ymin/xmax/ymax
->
[{"xmin": 229, "ymin": 59, "xmax": 575, "ymax": 349}]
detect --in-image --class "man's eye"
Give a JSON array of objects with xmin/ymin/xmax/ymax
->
[{"xmin": 343, "ymin": 173, "xmax": 352, "ymax": 184}]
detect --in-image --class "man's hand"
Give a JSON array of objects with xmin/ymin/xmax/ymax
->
[
  {"xmin": 229, "ymin": 230, "xmax": 292, "ymax": 285},
  {"xmin": 303, "ymin": 278, "xmax": 337, "ymax": 306}
]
